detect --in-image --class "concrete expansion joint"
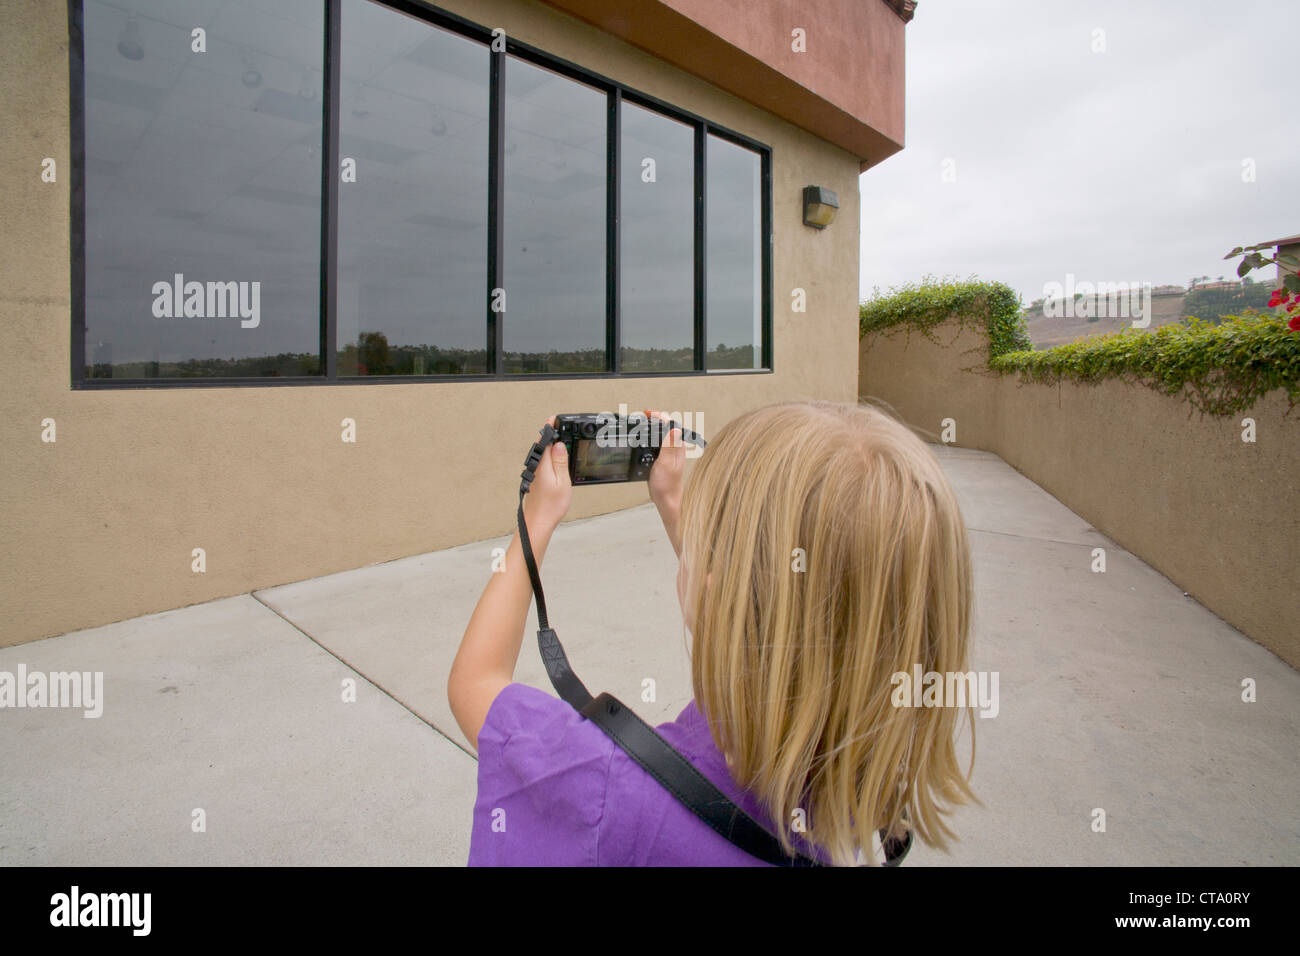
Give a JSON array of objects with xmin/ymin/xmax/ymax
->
[{"xmin": 248, "ymin": 591, "xmax": 476, "ymax": 760}]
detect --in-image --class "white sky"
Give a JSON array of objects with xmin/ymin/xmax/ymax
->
[{"xmin": 858, "ymin": 0, "xmax": 1300, "ymax": 305}]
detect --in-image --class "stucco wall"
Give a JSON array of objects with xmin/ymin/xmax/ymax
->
[
  {"xmin": 860, "ymin": 320, "xmax": 1300, "ymax": 669},
  {"xmin": 0, "ymin": 0, "xmax": 864, "ymax": 646}
]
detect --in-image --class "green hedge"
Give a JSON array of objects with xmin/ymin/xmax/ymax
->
[
  {"xmin": 860, "ymin": 277, "xmax": 1299, "ymax": 417},
  {"xmin": 859, "ymin": 276, "xmax": 1031, "ymax": 359},
  {"xmin": 990, "ymin": 314, "xmax": 1300, "ymax": 417}
]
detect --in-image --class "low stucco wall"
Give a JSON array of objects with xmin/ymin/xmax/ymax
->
[
  {"xmin": 860, "ymin": 319, "xmax": 1300, "ymax": 669},
  {"xmin": 1, "ymin": 0, "xmax": 865, "ymax": 647}
]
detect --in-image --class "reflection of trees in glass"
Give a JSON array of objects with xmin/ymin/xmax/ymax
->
[
  {"xmin": 357, "ymin": 331, "xmax": 390, "ymax": 375},
  {"xmin": 620, "ymin": 347, "xmax": 693, "ymax": 372},
  {"xmin": 340, "ymin": 336, "xmax": 486, "ymax": 375},
  {"xmin": 503, "ymin": 349, "xmax": 604, "ymax": 374},
  {"xmin": 85, "ymin": 342, "xmax": 761, "ymax": 378},
  {"xmin": 707, "ymin": 343, "xmax": 757, "ymax": 369},
  {"xmin": 87, "ymin": 352, "xmax": 320, "ymax": 379}
]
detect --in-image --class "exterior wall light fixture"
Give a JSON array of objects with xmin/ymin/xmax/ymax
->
[{"xmin": 802, "ymin": 185, "xmax": 838, "ymax": 228}]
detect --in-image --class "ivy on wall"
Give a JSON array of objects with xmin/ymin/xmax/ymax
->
[
  {"xmin": 860, "ymin": 277, "xmax": 1300, "ymax": 417},
  {"xmin": 991, "ymin": 315, "xmax": 1300, "ymax": 417},
  {"xmin": 859, "ymin": 276, "xmax": 1031, "ymax": 359}
]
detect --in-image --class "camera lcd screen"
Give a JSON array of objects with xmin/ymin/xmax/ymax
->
[{"xmin": 575, "ymin": 439, "xmax": 630, "ymax": 480}]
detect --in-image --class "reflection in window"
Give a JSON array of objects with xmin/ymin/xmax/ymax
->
[
  {"xmin": 502, "ymin": 57, "xmax": 606, "ymax": 373},
  {"xmin": 82, "ymin": 0, "xmax": 323, "ymax": 378},
  {"xmin": 706, "ymin": 134, "xmax": 762, "ymax": 370},
  {"xmin": 77, "ymin": 1, "xmax": 771, "ymax": 383},
  {"xmin": 337, "ymin": 0, "xmax": 488, "ymax": 376},
  {"xmin": 619, "ymin": 101, "xmax": 694, "ymax": 372}
]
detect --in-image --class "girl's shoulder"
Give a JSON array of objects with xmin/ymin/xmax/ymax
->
[
  {"xmin": 469, "ymin": 683, "xmax": 808, "ymax": 865},
  {"xmin": 467, "ymin": 682, "xmax": 623, "ymax": 865},
  {"xmin": 601, "ymin": 700, "xmax": 795, "ymax": 865}
]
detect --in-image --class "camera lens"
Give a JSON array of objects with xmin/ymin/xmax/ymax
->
[{"xmin": 580, "ymin": 421, "xmax": 598, "ymax": 439}]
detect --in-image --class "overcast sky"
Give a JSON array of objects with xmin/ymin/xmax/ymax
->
[{"xmin": 858, "ymin": 0, "xmax": 1300, "ymax": 305}]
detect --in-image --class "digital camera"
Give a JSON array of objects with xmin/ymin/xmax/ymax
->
[{"xmin": 555, "ymin": 412, "xmax": 672, "ymax": 485}]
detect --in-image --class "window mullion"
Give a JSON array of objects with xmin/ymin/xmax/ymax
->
[
  {"xmin": 762, "ymin": 149, "xmax": 773, "ymax": 371},
  {"xmin": 487, "ymin": 47, "xmax": 504, "ymax": 377},
  {"xmin": 607, "ymin": 88, "xmax": 620, "ymax": 374},
  {"xmin": 321, "ymin": 0, "xmax": 341, "ymax": 380},
  {"xmin": 694, "ymin": 122, "xmax": 706, "ymax": 372}
]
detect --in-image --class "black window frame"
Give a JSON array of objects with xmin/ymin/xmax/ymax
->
[{"xmin": 68, "ymin": 0, "xmax": 774, "ymax": 388}]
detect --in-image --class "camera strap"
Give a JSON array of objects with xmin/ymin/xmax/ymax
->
[{"xmin": 516, "ymin": 422, "xmax": 911, "ymax": 867}]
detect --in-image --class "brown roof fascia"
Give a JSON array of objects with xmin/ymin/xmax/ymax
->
[{"xmin": 536, "ymin": 0, "xmax": 908, "ymax": 173}]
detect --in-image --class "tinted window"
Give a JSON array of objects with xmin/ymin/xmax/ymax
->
[
  {"xmin": 76, "ymin": 2, "xmax": 771, "ymax": 383},
  {"xmin": 337, "ymin": 0, "xmax": 489, "ymax": 376},
  {"xmin": 82, "ymin": 0, "xmax": 323, "ymax": 378},
  {"xmin": 619, "ymin": 101, "xmax": 694, "ymax": 372},
  {"xmin": 706, "ymin": 133, "xmax": 762, "ymax": 370},
  {"xmin": 501, "ymin": 57, "xmax": 606, "ymax": 374}
]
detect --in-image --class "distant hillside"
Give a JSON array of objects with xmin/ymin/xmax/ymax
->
[
  {"xmin": 1024, "ymin": 293, "xmax": 1188, "ymax": 349},
  {"xmin": 1022, "ymin": 283, "xmax": 1276, "ymax": 349}
]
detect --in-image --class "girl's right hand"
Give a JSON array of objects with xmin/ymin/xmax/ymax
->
[{"xmin": 645, "ymin": 408, "xmax": 684, "ymax": 516}]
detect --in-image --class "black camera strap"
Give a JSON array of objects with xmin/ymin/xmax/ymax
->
[{"xmin": 516, "ymin": 422, "xmax": 911, "ymax": 867}]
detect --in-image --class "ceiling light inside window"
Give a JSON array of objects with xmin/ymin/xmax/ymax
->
[
  {"xmin": 241, "ymin": 50, "xmax": 262, "ymax": 88},
  {"xmin": 117, "ymin": 14, "xmax": 144, "ymax": 60}
]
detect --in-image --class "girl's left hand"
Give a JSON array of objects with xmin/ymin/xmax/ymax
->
[{"xmin": 522, "ymin": 416, "xmax": 572, "ymax": 531}]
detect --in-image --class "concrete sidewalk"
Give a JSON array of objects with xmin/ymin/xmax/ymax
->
[{"xmin": 2, "ymin": 445, "xmax": 1297, "ymax": 865}]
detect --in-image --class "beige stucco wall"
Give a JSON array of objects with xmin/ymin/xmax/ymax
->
[
  {"xmin": 860, "ymin": 320, "xmax": 1300, "ymax": 669},
  {"xmin": 0, "ymin": 0, "xmax": 865, "ymax": 647}
]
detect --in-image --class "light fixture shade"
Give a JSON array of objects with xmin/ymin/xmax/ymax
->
[
  {"xmin": 240, "ymin": 49, "xmax": 262, "ymax": 88},
  {"xmin": 803, "ymin": 185, "xmax": 838, "ymax": 228},
  {"xmin": 117, "ymin": 15, "xmax": 144, "ymax": 60}
]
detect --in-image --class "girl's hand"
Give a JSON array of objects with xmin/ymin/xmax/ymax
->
[
  {"xmin": 645, "ymin": 408, "xmax": 684, "ymax": 516},
  {"xmin": 522, "ymin": 416, "xmax": 572, "ymax": 531}
]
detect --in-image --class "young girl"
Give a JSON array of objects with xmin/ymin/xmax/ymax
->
[{"xmin": 448, "ymin": 400, "xmax": 978, "ymax": 865}]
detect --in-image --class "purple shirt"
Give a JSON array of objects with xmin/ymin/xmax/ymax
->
[{"xmin": 467, "ymin": 682, "xmax": 834, "ymax": 866}]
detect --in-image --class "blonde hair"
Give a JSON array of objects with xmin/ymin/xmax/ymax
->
[{"xmin": 678, "ymin": 400, "xmax": 978, "ymax": 866}]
